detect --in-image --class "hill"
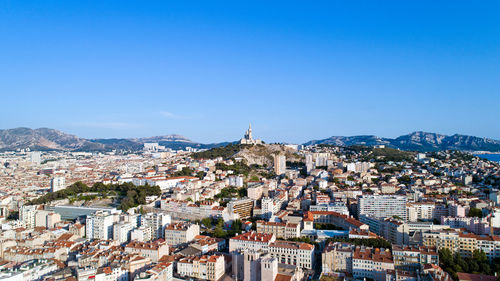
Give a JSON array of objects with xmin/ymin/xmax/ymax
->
[
  {"xmin": 192, "ymin": 143, "xmax": 302, "ymax": 166},
  {"xmin": 304, "ymin": 131, "xmax": 500, "ymax": 152},
  {"xmin": 0, "ymin": 127, "xmax": 227, "ymax": 152}
]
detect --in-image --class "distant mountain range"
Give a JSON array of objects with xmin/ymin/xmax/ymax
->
[
  {"xmin": 0, "ymin": 128, "xmax": 228, "ymax": 152},
  {"xmin": 304, "ymin": 131, "xmax": 500, "ymax": 152},
  {"xmin": 1, "ymin": 128, "xmax": 500, "ymax": 152}
]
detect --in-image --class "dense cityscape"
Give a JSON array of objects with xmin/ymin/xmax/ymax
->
[
  {"xmin": 2, "ymin": 1, "xmax": 500, "ymax": 281},
  {"xmin": 0, "ymin": 125, "xmax": 498, "ymax": 281}
]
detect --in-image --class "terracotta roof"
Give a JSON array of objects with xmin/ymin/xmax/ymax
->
[{"xmin": 457, "ymin": 273, "xmax": 497, "ymax": 281}]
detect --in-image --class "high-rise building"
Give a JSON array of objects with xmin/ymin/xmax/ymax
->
[
  {"xmin": 305, "ymin": 154, "xmax": 313, "ymax": 173},
  {"xmin": 274, "ymin": 154, "xmax": 286, "ymax": 175},
  {"xmin": 30, "ymin": 151, "xmax": 41, "ymax": 165},
  {"xmin": 113, "ymin": 222, "xmax": 134, "ymax": 243},
  {"xmin": 86, "ymin": 211, "xmax": 115, "ymax": 240},
  {"xmin": 357, "ymin": 195, "xmax": 407, "ymax": 220},
  {"xmin": 227, "ymin": 198, "xmax": 254, "ymax": 219},
  {"xmin": 141, "ymin": 212, "xmax": 171, "ymax": 239},
  {"xmin": 50, "ymin": 176, "xmax": 65, "ymax": 192},
  {"xmin": 261, "ymin": 197, "xmax": 274, "ymax": 219},
  {"xmin": 20, "ymin": 205, "xmax": 37, "ymax": 229}
]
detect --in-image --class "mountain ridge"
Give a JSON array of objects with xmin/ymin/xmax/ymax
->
[
  {"xmin": 304, "ymin": 131, "xmax": 500, "ymax": 152},
  {"xmin": 1, "ymin": 127, "xmax": 500, "ymax": 152}
]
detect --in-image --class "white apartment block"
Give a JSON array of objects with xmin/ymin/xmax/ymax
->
[
  {"xmin": 50, "ymin": 176, "xmax": 66, "ymax": 192},
  {"xmin": 274, "ymin": 155, "xmax": 286, "ymax": 175},
  {"xmin": 131, "ymin": 226, "xmax": 153, "ymax": 242},
  {"xmin": 407, "ymin": 202, "xmax": 435, "ymax": 222},
  {"xmin": 86, "ymin": 211, "xmax": 115, "ymax": 240},
  {"xmin": 113, "ymin": 222, "xmax": 134, "ymax": 243},
  {"xmin": 164, "ymin": 222, "xmax": 200, "ymax": 246},
  {"xmin": 310, "ymin": 202, "xmax": 349, "ymax": 215},
  {"xmin": 141, "ymin": 212, "xmax": 171, "ymax": 239},
  {"xmin": 358, "ymin": 195, "xmax": 407, "ymax": 220},
  {"xmin": 20, "ymin": 205, "xmax": 37, "ymax": 229}
]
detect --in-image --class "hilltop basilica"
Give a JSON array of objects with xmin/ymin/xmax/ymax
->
[{"xmin": 239, "ymin": 124, "xmax": 262, "ymax": 145}]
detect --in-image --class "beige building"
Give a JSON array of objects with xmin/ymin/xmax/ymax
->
[
  {"xmin": 227, "ymin": 198, "xmax": 254, "ymax": 219},
  {"xmin": 392, "ymin": 245, "xmax": 438, "ymax": 272},
  {"xmin": 133, "ymin": 262, "xmax": 173, "ymax": 281},
  {"xmin": 164, "ymin": 222, "xmax": 200, "ymax": 246},
  {"xmin": 229, "ymin": 231, "xmax": 275, "ymax": 252},
  {"xmin": 303, "ymin": 211, "xmax": 369, "ymax": 231},
  {"xmin": 268, "ymin": 240, "xmax": 315, "ymax": 269},
  {"xmin": 407, "ymin": 202, "xmax": 436, "ymax": 222},
  {"xmin": 423, "ymin": 230, "xmax": 500, "ymax": 261},
  {"xmin": 34, "ymin": 211, "xmax": 61, "ymax": 229},
  {"xmin": 256, "ymin": 220, "xmax": 300, "ymax": 239},
  {"xmin": 177, "ymin": 255, "xmax": 225, "ymax": 281},
  {"xmin": 125, "ymin": 240, "xmax": 169, "ymax": 262},
  {"xmin": 322, "ymin": 242, "xmax": 354, "ymax": 274},
  {"xmin": 274, "ymin": 154, "xmax": 286, "ymax": 175},
  {"xmin": 352, "ymin": 246, "xmax": 394, "ymax": 281}
]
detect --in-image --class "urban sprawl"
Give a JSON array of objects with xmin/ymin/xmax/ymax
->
[{"xmin": 0, "ymin": 126, "xmax": 499, "ymax": 281}]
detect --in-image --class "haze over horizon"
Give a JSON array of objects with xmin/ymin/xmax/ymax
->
[{"xmin": 1, "ymin": 1, "xmax": 499, "ymax": 143}]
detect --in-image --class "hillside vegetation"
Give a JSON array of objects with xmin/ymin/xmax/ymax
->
[{"xmin": 29, "ymin": 181, "xmax": 161, "ymax": 211}]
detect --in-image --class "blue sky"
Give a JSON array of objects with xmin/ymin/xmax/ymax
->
[{"xmin": 0, "ymin": 1, "xmax": 499, "ymax": 143}]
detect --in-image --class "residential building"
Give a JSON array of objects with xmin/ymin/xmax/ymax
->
[
  {"xmin": 392, "ymin": 245, "xmax": 438, "ymax": 272},
  {"xmin": 358, "ymin": 195, "xmax": 407, "ymax": 220},
  {"xmin": 141, "ymin": 212, "xmax": 171, "ymax": 239},
  {"xmin": 86, "ymin": 210, "xmax": 115, "ymax": 240},
  {"xmin": 352, "ymin": 246, "xmax": 394, "ymax": 281},
  {"xmin": 322, "ymin": 242, "xmax": 355, "ymax": 274},
  {"xmin": 177, "ymin": 255, "xmax": 225, "ymax": 281},
  {"xmin": 227, "ymin": 198, "xmax": 254, "ymax": 219},
  {"xmin": 256, "ymin": 220, "xmax": 300, "ymax": 239},
  {"xmin": 164, "ymin": 222, "xmax": 200, "ymax": 246},
  {"xmin": 268, "ymin": 240, "xmax": 315, "ymax": 269},
  {"xmin": 274, "ymin": 154, "xmax": 286, "ymax": 175},
  {"xmin": 50, "ymin": 176, "xmax": 66, "ymax": 192},
  {"xmin": 125, "ymin": 240, "xmax": 169, "ymax": 262},
  {"xmin": 229, "ymin": 231, "xmax": 276, "ymax": 252}
]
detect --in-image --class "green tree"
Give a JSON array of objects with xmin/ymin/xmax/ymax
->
[{"xmin": 467, "ymin": 208, "xmax": 483, "ymax": 218}]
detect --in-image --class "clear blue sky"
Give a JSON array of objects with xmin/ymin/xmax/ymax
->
[{"xmin": 0, "ymin": 1, "xmax": 499, "ymax": 143}]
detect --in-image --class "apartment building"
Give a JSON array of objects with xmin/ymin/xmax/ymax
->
[
  {"xmin": 164, "ymin": 222, "xmax": 199, "ymax": 246},
  {"xmin": 303, "ymin": 211, "xmax": 369, "ymax": 231},
  {"xmin": 379, "ymin": 218, "xmax": 410, "ymax": 245},
  {"xmin": 177, "ymin": 255, "xmax": 225, "ymax": 281},
  {"xmin": 422, "ymin": 230, "xmax": 500, "ymax": 261},
  {"xmin": 352, "ymin": 247, "xmax": 394, "ymax": 281},
  {"xmin": 134, "ymin": 262, "xmax": 173, "ymax": 281},
  {"xmin": 113, "ymin": 222, "xmax": 134, "ymax": 243},
  {"xmin": 392, "ymin": 245, "xmax": 438, "ymax": 272},
  {"xmin": 268, "ymin": 240, "xmax": 315, "ymax": 269},
  {"xmin": 141, "ymin": 212, "xmax": 171, "ymax": 239},
  {"xmin": 124, "ymin": 240, "xmax": 169, "ymax": 262},
  {"xmin": 86, "ymin": 210, "xmax": 115, "ymax": 240},
  {"xmin": 322, "ymin": 242, "xmax": 355, "ymax": 274},
  {"xmin": 256, "ymin": 220, "xmax": 300, "ymax": 239},
  {"xmin": 358, "ymin": 195, "xmax": 407, "ymax": 220},
  {"xmin": 407, "ymin": 202, "xmax": 436, "ymax": 222},
  {"xmin": 229, "ymin": 231, "xmax": 276, "ymax": 252},
  {"xmin": 20, "ymin": 205, "xmax": 37, "ymax": 229},
  {"xmin": 227, "ymin": 198, "xmax": 254, "ymax": 219}
]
